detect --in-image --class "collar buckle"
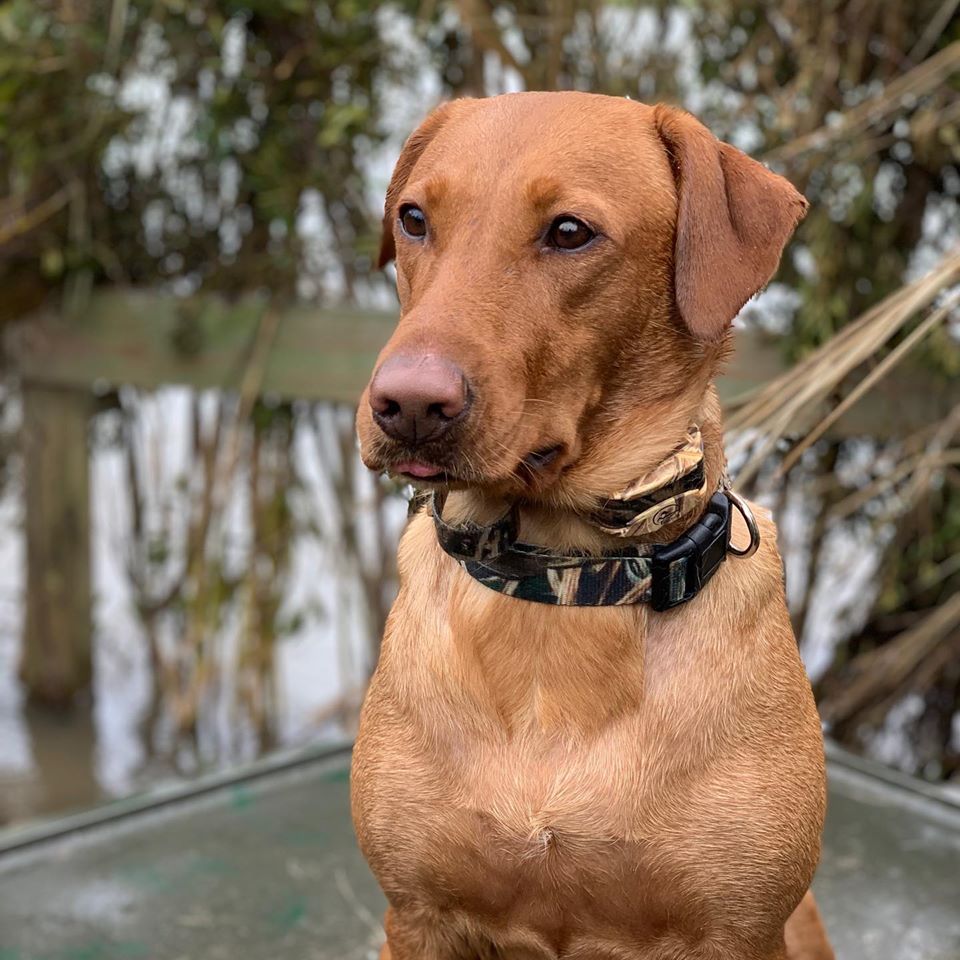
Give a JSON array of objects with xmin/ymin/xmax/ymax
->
[{"xmin": 650, "ymin": 493, "xmax": 731, "ymax": 611}]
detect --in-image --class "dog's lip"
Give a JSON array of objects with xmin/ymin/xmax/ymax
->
[{"xmin": 392, "ymin": 460, "xmax": 447, "ymax": 480}]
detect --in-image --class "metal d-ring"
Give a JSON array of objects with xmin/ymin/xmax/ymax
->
[{"xmin": 725, "ymin": 488, "xmax": 761, "ymax": 559}]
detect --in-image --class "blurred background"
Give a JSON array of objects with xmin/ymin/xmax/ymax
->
[{"xmin": 0, "ymin": 0, "xmax": 958, "ymax": 827}]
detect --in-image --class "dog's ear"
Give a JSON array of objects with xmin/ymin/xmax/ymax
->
[
  {"xmin": 377, "ymin": 101, "xmax": 466, "ymax": 269},
  {"xmin": 653, "ymin": 104, "xmax": 808, "ymax": 342}
]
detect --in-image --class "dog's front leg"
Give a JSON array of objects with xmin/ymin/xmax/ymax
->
[
  {"xmin": 783, "ymin": 891, "xmax": 834, "ymax": 960},
  {"xmin": 380, "ymin": 907, "xmax": 477, "ymax": 960}
]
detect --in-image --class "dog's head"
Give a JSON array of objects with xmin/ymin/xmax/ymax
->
[{"xmin": 357, "ymin": 92, "xmax": 806, "ymax": 503}]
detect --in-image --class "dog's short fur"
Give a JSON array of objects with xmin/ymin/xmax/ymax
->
[{"xmin": 353, "ymin": 92, "xmax": 833, "ymax": 960}]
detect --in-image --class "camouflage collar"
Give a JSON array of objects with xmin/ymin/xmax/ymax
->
[
  {"xmin": 423, "ymin": 428, "xmax": 759, "ymax": 610},
  {"xmin": 431, "ymin": 490, "xmax": 738, "ymax": 610},
  {"xmin": 590, "ymin": 424, "xmax": 708, "ymax": 537}
]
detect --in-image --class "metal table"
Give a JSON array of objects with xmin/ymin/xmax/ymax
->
[{"xmin": 1, "ymin": 742, "xmax": 958, "ymax": 959}]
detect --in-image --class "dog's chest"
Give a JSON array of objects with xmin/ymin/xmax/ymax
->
[
  {"xmin": 355, "ymin": 705, "xmax": 814, "ymax": 960},
  {"xmin": 356, "ymin": 720, "xmax": 693, "ymax": 922},
  {"xmin": 357, "ymin": 588, "xmax": 714, "ymax": 910},
  {"xmin": 353, "ymin": 525, "xmax": 825, "ymax": 956}
]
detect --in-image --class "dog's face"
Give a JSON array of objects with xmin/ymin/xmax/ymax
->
[{"xmin": 358, "ymin": 92, "xmax": 806, "ymax": 502}]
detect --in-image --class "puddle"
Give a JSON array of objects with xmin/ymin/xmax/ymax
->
[{"xmin": 0, "ymin": 383, "xmax": 406, "ymax": 825}]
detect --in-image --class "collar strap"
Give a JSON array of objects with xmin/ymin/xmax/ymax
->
[
  {"xmin": 431, "ymin": 491, "xmax": 754, "ymax": 610},
  {"xmin": 429, "ymin": 490, "xmax": 519, "ymax": 562},
  {"xmin": 591, "ymin": 424, "xmax": 708, "ymax": 537}
]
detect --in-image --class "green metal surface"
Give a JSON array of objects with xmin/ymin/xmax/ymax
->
[{"xmin": 0, "ymin": 743, "xmax": 958, "ymax": 959}]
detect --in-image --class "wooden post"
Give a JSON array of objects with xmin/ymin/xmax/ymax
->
[{"xmin": 19, "ymin": 381, "xmax": 93, "ymax": 706}]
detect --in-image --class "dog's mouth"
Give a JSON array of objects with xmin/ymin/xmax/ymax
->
[
  {"xmin": 391, "ymin": 459, "xmax": 452, "ymax": 483},
  {"xmin": 384, "ymin": 443, "xmax": 566, "ymax": 491}
]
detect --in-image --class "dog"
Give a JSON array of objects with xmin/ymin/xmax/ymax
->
[{"xmin": 352, "ymin": 91, "xmax": 833, "ymax": 960}]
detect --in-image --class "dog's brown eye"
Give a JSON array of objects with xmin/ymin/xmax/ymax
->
[
  {"xmin": 399, "ymin": 204, "xmax": 427, "ymax": 239},
  {"xmin": 546, "ymin": 216, "xmax": 595, "ymax": 251}
]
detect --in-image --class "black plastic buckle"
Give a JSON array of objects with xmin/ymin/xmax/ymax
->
[{"xmin": 650, "ymin": 493, "xmax": 732, "ymax": 612}]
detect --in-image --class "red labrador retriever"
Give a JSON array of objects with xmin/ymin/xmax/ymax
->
[{"xmin": 352, "ymin": 91, "xmax": 833, "ymax": 960}]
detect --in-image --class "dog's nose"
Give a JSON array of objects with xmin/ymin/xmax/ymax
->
[{"xmin": 369, "ymin": 355, "xmax": 469, "ymax": 445}]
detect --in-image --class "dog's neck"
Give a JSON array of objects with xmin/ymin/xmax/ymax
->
[{"xmin": 442, "ymin": 385, "xmax": 727, "ymax": 554}]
